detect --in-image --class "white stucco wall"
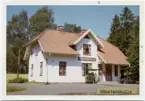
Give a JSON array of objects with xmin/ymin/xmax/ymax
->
[
  {"xmin": 28, "ymin": 37, "xmax": 99, "ymax": 83},
  {"xmin": 46, "ymin": 55, "xmax": 84, "ymax": 82},
  {"xmin": 46, "ymin": 37, "xmax": 99, "ymax": 83},
  {"xmin": 76, "ymin": 38, "xmax": 99, "ymax": 74},
  {"xmin": 28, "ymin": 43, "xmax": 47, "ymax": 82}
]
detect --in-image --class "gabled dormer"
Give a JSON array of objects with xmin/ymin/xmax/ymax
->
[{"xmin": 69, "ymin": 29, "xmax": 104, "ymax": 58}]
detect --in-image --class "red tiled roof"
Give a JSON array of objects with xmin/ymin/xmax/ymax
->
[
  {"xmin": 26, "ymin": 29, "xmax": 129, "ymax": 65},
  {"xmin": 97, "ymin": 36, "xmax": 129, "ymax": 65}
]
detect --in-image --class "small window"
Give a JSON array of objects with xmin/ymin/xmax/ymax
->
[
  {"xmin": 31, "ymin": 64, "xmax": 33, "ymax": 77},
  {"xmin": 59, "ymin": 62, "xmax": 66, "ymax": 76},
  {"xmin": 40, "ymin": 62, "xmax": 43, "ymax": 76},
  {"xmin": 115, "ymin": 65, "xmax": 118, "ymax": 76},
  {"xmin": 83, "ymin": 44, "xmax": 91, "ymax": 55}
]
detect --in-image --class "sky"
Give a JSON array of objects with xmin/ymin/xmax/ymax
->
[{"xmin": 7, "ymin": 5, "xmax": 139, "ymax": 39}]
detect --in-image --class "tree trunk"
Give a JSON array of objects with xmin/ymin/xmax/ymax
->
[{"xmin": 17, "ymin": 49, "xmax": 21, "ymax": 78}]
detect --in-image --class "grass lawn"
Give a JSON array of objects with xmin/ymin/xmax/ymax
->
[
  {"xmin": 7, "ymin": 74, "xmax": 28, "ymax": 82},
  {"xmin": 7, "ymin": 86, "xmax": 26, "ymax": 93}
]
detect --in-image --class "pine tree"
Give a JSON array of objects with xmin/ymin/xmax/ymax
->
[
  {"xmin": 107, "ymin": 7, "xmax": 139, "ymax": 81},
  {"xmin": 107, "ymin": 14, "xmax": 121, "ymax": 47}
]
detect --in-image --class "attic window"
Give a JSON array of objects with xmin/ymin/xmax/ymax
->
[{"xmin": 83, "ymin": 44, "xmax": 91, "ymax": 55}]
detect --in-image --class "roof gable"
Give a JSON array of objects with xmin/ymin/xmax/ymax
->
[{"xmin": 70, "ymin": 29, "xmax": 104, "ymax": 48}]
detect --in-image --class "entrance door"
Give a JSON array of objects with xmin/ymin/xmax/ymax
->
[{"xmin": 106, "ymin": 64, "xmax": 112, "ymax": 81}]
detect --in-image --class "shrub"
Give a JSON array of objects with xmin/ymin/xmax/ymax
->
[
  {"xmin": 8, "ymin": 77, "xmax": 28, "ymax": 83},
  {"xmin": 85, "ymin": 72, "xmax": 95, "ymax": 84}
]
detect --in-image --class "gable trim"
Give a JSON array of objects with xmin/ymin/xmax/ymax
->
[
  {"xmin": 38, "ymin": 40, "xmax": 44, "ymax": 52},
  {"xmin": 97, "ymin": 53, "xmax": 106, "ymax": 64},
  {"xmin": 72, "ymin": 29, "xmax": 104, "ymax": 48}
]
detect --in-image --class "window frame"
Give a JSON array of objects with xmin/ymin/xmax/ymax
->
[
  {"xmin": 82, "ymin": 63, "xmax": 92, "ymax": 76},
  {"xmin": 40, "ymin": 62, "xmax": 43, "ymax": 76},
  {"xmin": 59, "ymin": 61, "xmax": 66, "ymax": 76},
  {"xmin": 83, "ymin": 44, "xmax": 91, "ymax": 55}
]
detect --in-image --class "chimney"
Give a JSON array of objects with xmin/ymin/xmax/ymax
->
[
  {"xmin": 80, "ymin": 29, "xmax": 87, "ymax": 34},
  {"xmin": 57, "ymin": 26, "xmax": 64, "ymax": 31}
]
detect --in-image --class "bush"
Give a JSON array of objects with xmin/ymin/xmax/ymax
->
[
  {"xmin": 8, "ymin": 77, "xmax": 28, "ymax": 83},
  {"xmin": 85, "ymin": 73, "xmax": 95, "ymax": 84}
]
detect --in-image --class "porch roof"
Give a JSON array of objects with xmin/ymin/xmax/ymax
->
[{"xmin": 97, "ymin": 36, "xmax": 130, "ymax": 65}]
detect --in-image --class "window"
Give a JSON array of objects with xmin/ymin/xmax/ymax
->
[
  {"xmin": 59, "ymin": 62, "xmax": 66, "ymax": 76},
  {"xmin": 82, "ymin": 63, "xmax": 92, "ymax": 76},
  {"xmin": 83, "ymin": 44, "xmax": 91, "ymax": 55},
  {"xmin": 115, "ymin": 65, "xmax": 118, "ymax": 76},
  {"xmin": 31, "ymin": 64, "xmax": 33, "ymax": 77},
  {"xmin": 40, "ymin": 62, "xmax": 43, "ymax": 76}
]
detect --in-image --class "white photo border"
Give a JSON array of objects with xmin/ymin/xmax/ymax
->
[{"xmin": 0, "ymin": 0, "xmax": 144, "ymax": 100}]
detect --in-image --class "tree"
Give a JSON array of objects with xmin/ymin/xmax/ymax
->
[
  {"xmin": 7, "ymin": 10, "xmax": 29, "ymax": 76},
  {"xmin": 126, "ymin": 16, "xmax": 139, "ymax": 81},
  {"xmin": 64, "ymin": 23, "xmax": 82, "ymax": 33},
  {"xmin": 107, "ymin": 15, "xmax": 121, "ymax": 47},
  {"xmin": 119, "ymin": 7, "xmax": 136, "ymax": 54},
  {"xmin": 108, "ymin": 7, "xmax": 136, "ymax": 55},
  {"xmin": 127, "ymin": 35, "xmax": 139, "ymax": 81},
  {"xmin": 107, "ymin": 7, "xmax": 139, "ymax": 81},
  {"xmin": 29, "ymin": 6, "xmax": 57, "ymax": 38}
]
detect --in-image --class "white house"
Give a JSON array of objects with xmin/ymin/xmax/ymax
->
[{"xmin": 23, "ymin": 28, "xmax": 129, "ymax": 83}]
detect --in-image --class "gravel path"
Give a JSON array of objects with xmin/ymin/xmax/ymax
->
[{"xmin": 7, "ymin": 83, "xmax": 139, "ymax": 95}]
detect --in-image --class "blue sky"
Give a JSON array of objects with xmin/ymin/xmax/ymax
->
[{"xmin": 7, "ymin": 5, "xmax": 139, "ymax": 39}]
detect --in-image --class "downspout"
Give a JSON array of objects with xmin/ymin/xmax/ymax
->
[
  {"xmin": 46, "ymin": 58, "xmax": 48, "ymax": 85},
  {"xmin": 46, "ymin": 52, "xmax": 51, "ymax": 85}
]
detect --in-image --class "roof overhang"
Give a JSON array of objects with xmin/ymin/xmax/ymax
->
[{"xmin": 44, "ymin": 52, "xmax": 80, "ymax": 56}]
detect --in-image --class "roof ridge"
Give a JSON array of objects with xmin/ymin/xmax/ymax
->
[{"xmin": 56, "ymin": 30, "xmax": 81, "ymax": 35}]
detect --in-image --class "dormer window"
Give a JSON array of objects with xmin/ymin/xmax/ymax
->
[{"xmin": 83, "ymin": 44, "xmax": 91, "ymax": 55}]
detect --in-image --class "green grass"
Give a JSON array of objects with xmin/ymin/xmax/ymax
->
[
  {"xmin": 7, "ymin": 86, "xmax": 26, "ymax": 93},
  {"xmin": 7, "ymin": 74, "xmax": 28, "ymax": 83}
]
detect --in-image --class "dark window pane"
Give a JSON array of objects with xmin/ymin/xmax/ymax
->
[{"xmin": 115, "ymin": 65, "xmax": 118, "ymax": 76}]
